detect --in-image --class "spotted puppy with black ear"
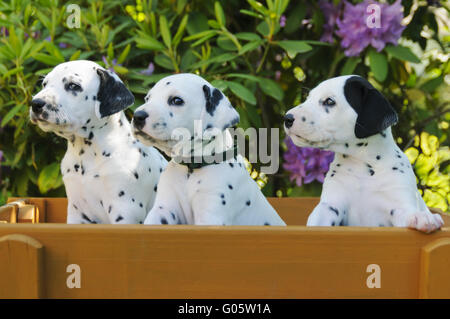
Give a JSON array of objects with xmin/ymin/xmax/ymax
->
[
  {"xmin": 30, "ymin": 60, "xmax": 167, "ymax": 224},
  {"xmin": 132, "ymin": 73, "xmax": 286, "ymax": 226},
  {"xmin": 284, "ymin": 75, "xmax": 443, "ymax": 233}
]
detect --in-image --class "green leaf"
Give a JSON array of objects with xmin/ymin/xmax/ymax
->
[
  {"xmin": 1, "ymin": 103, "xmax": 24, "ymax": 127},
  {"xmin": 214, "ymin": 1, "xmax": 226, "ymax": 27},
  {"xmin": 236, "ymin": 32, "xmax": 261, "ymax": 41},
  {"xmin": 258, "ymin": 78, "xmax": 284, "ymax": 101},
  {"xmin": 368, "ymin": 49, "xmax": 388, "ymax": 82},
  {"xmin": 117, "ymin": 44, "xmax": 131, "ymax": 64},
  {"xmin": 384, "ymin": 45, "xmax": 420, "ymax": 63},
  {"xmin": 239, "ymin": 9, "xmax": 264, "ymax": 19},
  {"xmin": 159, "ymin": 15, "xmax": 172, "ymax": 48},
  {"xmin": 154, "ymin": 54, "xmax": 175, "ymax": 70},
  {"xmin": 239, "ymin": 40, "xmax": 263, "ymax": 55},
  {"xmin": 173, "ymin": 15, "xmax": 189, "ymax": 47},
  {"xmin": 210, "ymin": 79, "xmax": 228, "ymax": 91},
  {"xmin": 70, "ymin": 50, "xmax": 82, "ymax": 61},
  {"xmin": 421, "ymin": 75, "xmax": 444, "ymax": 93},
  {"xmin": 341, "ymin": 57, "xmax": 359, "ymax": 75},
  {"xmin": 134, "ymin": 31, "xmax": 165, "ymax": 51},
  {"xmin": 226, "ymin": 81, "xmax": 257, "ymax": 105},
  {"xmin": 217, "ymin": 36, "xmax": 237, "ymax": 51},
  {"xmin": 277, "ymin": 40, "xmax": 312, "ymax": 59},
  {"xmin": 38, "ymin": 162, "xmax": 61, "ymax": 194},
  {"xmin": 32, "ymin": 53, "xmax": 63, "ymax": 66},
  {"xmin": 186, "ymin": 12, "xmax": 209, "ymax": 35}
]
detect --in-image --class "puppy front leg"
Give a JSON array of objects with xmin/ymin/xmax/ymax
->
[
  {"xmin": 307, "ymin": 202, "xmax": 346, "ymax": 227},
  {"xmin": 191, "ymin": 192, "xmax": 232, "ymax": 225}
]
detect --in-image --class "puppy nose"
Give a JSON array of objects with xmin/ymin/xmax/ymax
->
[
  {"xmin": 284, "ymin": 113, "xmax": 295, "ymax": 128},
  {"xmin": 133, "ymin": 110, "xmax": 149, "ymax": 129},
  {"xmin": 31, "ymin": 98, "xmax": 46, "ymax": 114}
]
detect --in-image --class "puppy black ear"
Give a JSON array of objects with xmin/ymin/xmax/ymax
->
[
  {"xmin": 202, "ymin": 84, "xmax": 239, "ymax": 130},
  {"xmin": 95, "ymin": 68, "xmax": 135, "ymax": 118},
  {"xmin": 344, "ymin": 76, "xmax": 398, "ymax": 139}
]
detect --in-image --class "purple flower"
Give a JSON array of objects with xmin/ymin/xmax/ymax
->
[
  {"xmin": 0, "ymin": 27, "xmax": 8, "ymax": 37},
  {"xmin": 0, "ymin": 150, "xmax": 3, "ymax": 162},
  {"xmin": 319, "ymin": 0, "xmax": 342, "ymax": 43},
  {"xmin": 283, "ymin": 137, "xmax": 334, "ymax": 186},
  {"xmin": 336, "ymin": 0, "xmax": 406, "ymax": 56},
  {"xmin": 140, "ymin": 62, "xmax": 155, "ymax": 76},
  {"xmin": 279, "ymin": 15, "xmax": 287, "ymax": 28},
  {"xmin": 102, "ymin": 56, "xmax": 121, "ymax": 72},
  {"xmin": 59, "ymin": 42, "xmax": 68, "ymax": 48}
]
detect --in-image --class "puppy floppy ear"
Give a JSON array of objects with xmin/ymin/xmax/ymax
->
[
  {"xmin": 344, "ymin": 76, "xmax": 398, "ymax": 139},
  {"xmin": 95, "ymin": 68, "xmax": 135, "ymax": 119},
  {"xmin": 201, "ymin": 84, "xmax": 240, "ymax": 131}
]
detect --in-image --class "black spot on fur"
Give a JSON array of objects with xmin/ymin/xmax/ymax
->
[
  {"xmin": 118, "ymin": 190, "xmax": 125, "ymax": 197},
  {"xmin": 108, "ymin": 206, "xmax": 112, "ymax": 213},
  {"xmin": 264, "ymin": 222, "xmax": 270, "ymax": 226},
  {"xmin": 376, "ymin": 155, "xmax": 381, "ymax": 160},
  {"xmin": 329, "ymin": 206, "xmax": 339, "ymax": 215},
  {"xmin": 222, "ymin": 200, "xmax": 226, "ymax": 205},
  {"xmin": 203, "ymin": 85, "xmax": 224, "ymax": 116},
  {"xmin": 115, "ymin": 215, "xmax": 124, "ymax": 222},
  {"xmin": 228, "ymin": 184, "xmax": 233, "ymax": 190},
  {"xmin": 161, "ymin": 217, "xmax": 168, "ymax": 224},
  {"xmin": 154, "ymin": 185, "xmax": 157, "ymax": 192},
  {"xmin": 390, "ymin": 210, "xmax": 395, "ymax": 216},
  {"xmin": 81, "ymin": 213, "xmax": 93, "ymax": 223},
  {"xmin": 134, "ymin": 172, "xmax": 139, "ymax": 179},
  {"xmin": 246, "ymin": 200, "xmax": 251, "ymax": 206},
  {"xmin": 229, "ymin": 163, "xmax": 234, "ymax": 168}
]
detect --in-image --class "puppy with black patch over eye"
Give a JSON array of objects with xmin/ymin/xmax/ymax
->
[
  {"xmin": 30, "ymin": 60, "xmax": 167, "ymax": 224},
  {"xmin": 132, "ymin": 73, "xmax": 286, "ymax": 226},
  {"xmin": 284, "ymin": 75, "xmax": 444, "ymax": 233}
]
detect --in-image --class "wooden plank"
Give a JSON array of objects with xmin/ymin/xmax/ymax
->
[
  {"xmin": 419, "ymin": 238, "xmax": 450, "ymax": 299},
  {"xmin": 0, "ymin": 234, "xmax": 45, "ymax": 298},
  {"xmin": 0, "ymin": 224, "xmax": 448, "ymax": 298},
  {"xmin": 6, "ymin": 197, "xmax": 449, "ymax": 226}
]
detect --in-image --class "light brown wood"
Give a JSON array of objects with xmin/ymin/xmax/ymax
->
[
  {"xmin": 0, "ymin": 234, "xmax": 45, "ymax": 299},
  {"xmin": 0, "ymin": 224, "xmax": 448, "ymax": 298},
  {"xmin": 7, "ymin": 197, "xmax": 449, "ymax": 225},
  {"xmin": 0, "ymin": 197, "xmax": 449, "ymax": 298},
  {"xmin": 419, "ymin": 238, "xmax": 450, "ymax": 299},
  {"xmin": 0, "ymin": 203, "xmax": 17, "ymax": 223}
]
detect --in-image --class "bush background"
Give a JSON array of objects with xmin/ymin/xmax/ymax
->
[{"xmin": 0, "ymin": 0, "xmax": 448, "ymax": 209}]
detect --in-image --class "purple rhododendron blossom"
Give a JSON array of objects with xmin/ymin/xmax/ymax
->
[
  {"xmin": 279, "ymin": 15, "xmax": 286, "ymax": 27},
  {"xmin": 283, "ymin": 137, "xmax": 334, "ymax": 186},
  {"xmin": 318, "ymin": 0, "xmax": 342, "ymax": 43},
  {"xmin": 336, "ymin": 0, "xmax": 406, "ymax": 56},
  {"xmin": 140, "ymin": 62, "xmax": 155, "ymax": 76},
  {"xmin": 102, "ymin": 56, "xmax": 121, "ymax": 72}
]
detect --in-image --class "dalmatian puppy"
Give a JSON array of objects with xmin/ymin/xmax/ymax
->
[
  {"xmin": 284, "ymin": 75, "xmax": 444, "ymax": 233},
  {"xmin": 131, "ymin": 73, "xmax": 286, "ymax": 226},
  {"xmin": 30, "ymin": 60, "xmax": 167, "ymax": 224}
]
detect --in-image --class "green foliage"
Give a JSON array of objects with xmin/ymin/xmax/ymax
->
[{"xmin": 0, "ymin": 0, "xmax": 448, "ymax": 205}]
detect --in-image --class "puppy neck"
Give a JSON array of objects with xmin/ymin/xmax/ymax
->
[
  {"xmin": 66, "ymin": 112, "xmax": 134, "ymax": 156},
  {"xmin": 329, "ymin": 129, "xmax": 399, "ymax": 166}
]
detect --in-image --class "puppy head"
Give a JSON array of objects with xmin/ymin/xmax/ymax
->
[
  {"xmin": 132, "ymin": 73, "xmax": 239, "ymax": 153},
  {"xmin": 284, "ymin": 75, "xmax": 397, "ymax": 149},
  {"xmin": 30, "ymin": 60, "xmax": 134, "ymax": 138}
]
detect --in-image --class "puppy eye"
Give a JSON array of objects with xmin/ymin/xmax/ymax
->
[
  {"xmin": 144, "ymin": 95, "xmax": 151, "ymax": 102},
  {"xmin": 323, "ymin": 97, "xmax": 335, "ymax": 107},
  {"xmin": 66, "ymin": 82, "xmax": 82, "ymax": 91},
  {"xmin": 42, "ymin": 81, "xmax": 47, "ymax": 88},
  {"xmin": 168, "ymin": 96, "xmax": 184, "ymax": 106}
]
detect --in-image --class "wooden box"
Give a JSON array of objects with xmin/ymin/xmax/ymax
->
[{"xmin": 0, "ymin": 197, "xmax": 449, "ymax": 299}]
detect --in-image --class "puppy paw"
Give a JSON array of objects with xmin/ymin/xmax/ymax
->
[{"xmin": 404, "ymin": 211, "xmax": 444, "ymax": 233}]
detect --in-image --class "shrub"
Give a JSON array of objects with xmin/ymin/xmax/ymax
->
[{"xmin": 0, "ymin": 0, "xmax": 448, "ymax": 210}]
